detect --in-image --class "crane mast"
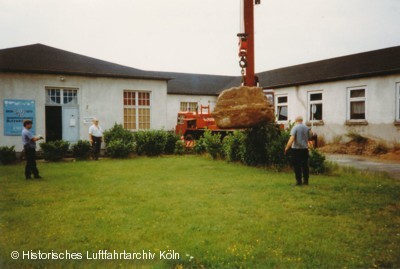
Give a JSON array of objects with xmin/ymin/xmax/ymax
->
[{"xmin": 238, "ymin": 0, "xmax": 260, "ymax": 87}]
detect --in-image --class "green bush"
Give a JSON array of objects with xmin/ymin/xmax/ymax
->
[
  {"xmin": 103, "ymin": 123, "xmax": 134, "ymax": 144},
  {"xmin": 133, "ymin": 130, "xmax": 167, "ymax": 156},
  {"xmin": 218, "ymin": 124, "xmax": 291, "ymax": 167},
  {"xmin": 241, "ymin": 125, "xmax": 272, "ymax": 166},
  {"xmin": 40, "ymin": 140, "xmax": 70, "ymax": 161},
  {"xmin": 193, "ymin": 137, "xmax": 207, "ymax": 155},
  {"xmin": 164, "ymin": 131, "xmax": 180, "ymax": 155},
  {"xmin": 174, "ymin": 140, "xmax": 186, "ymax": 155},
  {"xmin": 309, "ymin": 148, "xmax": 326, "ymax": 174},
  {"xmin": 0, "ymin": 146, "xmax": 17, "ymax": 165},
  {"xmin": 223, "ymin": 131, "xmax": 245, "ymax": 162},
  {"xmin": 265, "ymin": 126, "xmax": 291, "ymax": 167},
  {"xmin": 106, "ymin": 139, "xmax": 133, "ymax": 158},
  {"xmin": 203, "ymin": 130, "xmax": 223, "ymax": 160},
  {"xmin": 72, "ymin": 140, "xmax": 92, "ymax": 160}
]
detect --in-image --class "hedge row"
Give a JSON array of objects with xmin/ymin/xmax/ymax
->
[{"xmin": 199, "ymin": 124, "xmax": 327, "ymax": 173}]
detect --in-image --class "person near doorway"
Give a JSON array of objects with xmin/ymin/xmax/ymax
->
[
  {"xmin": 284, "ymin": 116, "xmax": 311, "ymax": 185},
  {"xmin": 89, "ymin": 118, "xmax": 103, "ymax": 160},
  {"xmin": 22, "ymin": 119, "xmax": 43, "ymax": 180}
]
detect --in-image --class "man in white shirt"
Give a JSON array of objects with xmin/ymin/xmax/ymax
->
[{"xmin": 89, "ymin": 118, "xmax": 103, "ymax": 160}]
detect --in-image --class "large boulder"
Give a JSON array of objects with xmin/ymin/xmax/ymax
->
[{"xmin": 212, "ymin": 86, "xmax": 275, "ymax": 129}]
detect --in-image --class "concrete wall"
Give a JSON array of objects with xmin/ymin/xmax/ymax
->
[
  {"xmin": 0, "ymin": 73, "xmax": 168, "ymax": 151},
  {"xmin": 272, "ymin": 74, "xmax": 400, "ymax": 144},
  {"xmin": 166, "ymin": 94, "xmax": 217, "ymax": 131}
]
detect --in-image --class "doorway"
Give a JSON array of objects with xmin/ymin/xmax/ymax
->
[
  {"xmin": 45, "ymin": 106, "xmax": 79, "ymax": 143},
  {"xmin": 45, "ymin": 106, "xmax": 62, "ymax": 142}
]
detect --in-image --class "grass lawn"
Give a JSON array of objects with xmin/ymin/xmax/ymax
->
[{"xmin": 1, "ymin": 155, "xmax": 399, "ymax": 269}]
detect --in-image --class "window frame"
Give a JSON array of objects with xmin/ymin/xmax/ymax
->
[
  {"xmin": 307, "ymin": 91, "xmax": 323, "ymax": 122},
  {"xmin": 275, "ymin": 94, "xmax": 288, "ymax": 123},
  {"xmin": 180, "ymin": 102, "xmax": 198, "ymax": 112},
  {"xmin": 347, "ymin": 86, "xmax": 367, "ymax": 121},
  {"xmin": 45, "ymin": 87, "xmax": 78, "ymax": 106},
  {"xmin": 123, "ymin": 90, "xmax": 151, "ymax": 131}
]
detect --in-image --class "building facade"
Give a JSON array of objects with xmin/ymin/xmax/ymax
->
[{"xmin": 1, "ymin": 44, "xmax": 400, "ymax": 151}]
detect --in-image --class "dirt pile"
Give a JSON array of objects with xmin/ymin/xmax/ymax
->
[{"xmin": 320, "ymin": 137, "xmax": 400, "ymax": 162}]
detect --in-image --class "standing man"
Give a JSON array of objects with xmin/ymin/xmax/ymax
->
[
  {"xmin": 22, "ymin": 119, "xmax": 43, "ymax": 180},
  {"xmin": 284, "ymin": 116, "xmax": 311, "ymax": 185},
  {"xmin": 89, "ymin": 118, "xmax": 103, "ymax": 160}
]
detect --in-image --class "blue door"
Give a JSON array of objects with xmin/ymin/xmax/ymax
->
[{"xmin": 62, "ymin": 107, "xmax": 79, "ymax": 143}]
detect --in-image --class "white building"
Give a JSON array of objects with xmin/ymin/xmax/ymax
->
[
  {"xmin": 1, "ymin": 44, "xmax": 399, "ymax": 151},
  {"xmin": 258, "ymin": 46, "xmax": 400, "ymax": 143},
  {"xmin": 0, "ymin": 44, "xmax": 170, "ymax": 151}
]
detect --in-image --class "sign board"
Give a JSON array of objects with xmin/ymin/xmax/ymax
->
[
  {"xmin": 4, "ymin": 99, "xmax": 36, "ymax": 136},
  {"xmin": 83, "ymin": 117, "xmax": 95, "ymax": 125}
]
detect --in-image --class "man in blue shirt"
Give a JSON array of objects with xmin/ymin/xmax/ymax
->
[
  {"xmin": 284, "ymin": 116, "xmax": 311, "ymax": 185},
  {"xmin": 22, "ymin": 120, "xmax": 43, "ymax": 179}
]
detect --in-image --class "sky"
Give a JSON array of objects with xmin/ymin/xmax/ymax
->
[{"xmin": 1, "ymin": 0, "xmax": 400, "ymax": 76}]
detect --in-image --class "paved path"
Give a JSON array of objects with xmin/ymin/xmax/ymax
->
[{"xmin": 325, "ymin": 154, "xmax": 400, "ymax": 180}]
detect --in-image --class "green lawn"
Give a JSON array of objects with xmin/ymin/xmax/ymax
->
[{"xmin": 1, "ymin": 156, "xmax": 399, "ymax": 269}]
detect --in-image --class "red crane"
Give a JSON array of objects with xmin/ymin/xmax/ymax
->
[{"xmin": 238, "ymin": 0, "xmax": 261, "ymax": 87}]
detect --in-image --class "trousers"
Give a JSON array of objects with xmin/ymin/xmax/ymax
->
[
  {"xmin": 291, "ymin": 148, "xmax": 309, "ymax": 184},
  {"xmin": 92, "ymin": 136, "xmax": 102, "ymax": 160},
  {"xmin": 24, "ymin": 146, "xmax": 39, "ymax": 178}
]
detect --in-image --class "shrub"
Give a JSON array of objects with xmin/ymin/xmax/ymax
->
[
  {"xmin": 134, "ymin": 130, "xmax": 167, "ymax": 156},
  {"xmin": 72, "ymin": 140, "xmax": 92, "ymax": 160},
  {"xmin": 223, "ymin": 131, "xmax": 246, "ymax": 162},
  {"xmin": 193, "ymin": 136, "xmax": 207, "ymax": 155},
  {"xmin": 103, "ymin": 123, "xmax": 134, "ymax": 144},
  {"xmin": 174, "ymin": 140, "xmax": 186, "ymax": 155},
  {"xmin": 309, "ymin": 148, "xmax": 326, "ymax": 174},
  {"xmin": 241, "ymin": 125, "xmax": 285, "ymax": 166},
  {"xmin": 203, "ymin": 130, "xmax": 223, "ymax": 159},
  {"xmin": 40, "ymin": 140, "xmax": 70, "ymax": 161},
  {"xmin": 265, "ymin": 126, "xmax": 291, "ymax": 167},
  {"xmin": 164, "ymin": 131, "xmax": 180, "ymax": 155},
  {"xmin": 106, "ymin": 139, "xmax": 133, "ymax": 158},
  {"xmin": 0, "ymin": 146, "xmax": 17, "ymax": 165}
]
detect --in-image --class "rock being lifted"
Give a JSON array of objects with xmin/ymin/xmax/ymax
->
[{"xmin": 212, "ymin": 86, "xmax": 275, "ymax": 129}]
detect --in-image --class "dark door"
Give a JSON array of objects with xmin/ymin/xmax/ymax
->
[{"xmin": 45, "ymin": 106, "xmax": 62, "ymax": 142}]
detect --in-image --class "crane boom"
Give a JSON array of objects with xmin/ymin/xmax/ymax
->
[{"xmin": 239, "ymin": 0, "xmax": 260, "ymax": 86}]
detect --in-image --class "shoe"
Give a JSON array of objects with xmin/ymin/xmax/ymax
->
[
  {"xmin": 26, "ymin": 177, "xmax": 31, "ymax": 180},
  {"xmin": 303, "ymin": 181, "xmax": 309, "ymax": 185},
  {"xmin": 34, "ymin": 176, "xmax": 42, "ymax": 179}
]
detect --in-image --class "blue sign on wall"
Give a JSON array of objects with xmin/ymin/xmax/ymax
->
[{"xmin": 4, "ymin": 99, "xmax": 36, "ymax": 136}]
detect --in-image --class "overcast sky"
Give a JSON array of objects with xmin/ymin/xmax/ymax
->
[{"xmin": 1, "ymin": 0, "xmax": 399, "ymax": 76}]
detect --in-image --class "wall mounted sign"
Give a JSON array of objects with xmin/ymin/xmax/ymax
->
[{"xmin": 3, "ymin": 99, "xmax": 36, "ymax": 136}]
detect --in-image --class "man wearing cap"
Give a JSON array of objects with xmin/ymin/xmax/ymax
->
[
  {"xmin": 284, "ymin": 116, "xmax": 311, "ymax": 185},
  {"xmin": 89, "ymin": 118, "xmax": 103, "ymax": 160},
  {"xmin": 22, "ymin": 119, "xmax": 43, "ymax": 180}
]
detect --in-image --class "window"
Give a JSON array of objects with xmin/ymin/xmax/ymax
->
[
  {"xmin": 308, "ymin": 92, "xmax": 323, "ymax": 121},
  {"xmin": 124, "ymin": 91, "xmax": 151, "ymax": 130},
  {"xmin": 46, "ymin": 88, "xmax": 78, "ymax": 105},
  {"xmin": 263, "ymin": 90, "xmax": 274, "ymax": 105},
  {"xmin": 348, "ymin": 87, "xmax": 366, "ymax": 120},
  {"xmin": 396, "ymin": 83, "xmax": 400, "ymax": 122},
  {"xmin": 180, "ymin": 102, "xmax": 198, "ymax": 112},
  {"xmin": 276, "ymin": 95, "xmax": 288, "ymax": 121}
]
